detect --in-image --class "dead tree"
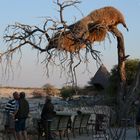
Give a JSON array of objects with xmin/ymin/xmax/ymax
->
[
  {"xmin": 0, "ymin": 1, "xmax": 128, "ymax": 86},
  {"xmin": 0, "ymin": 1, "xmax": 130, "ymax": 139}
]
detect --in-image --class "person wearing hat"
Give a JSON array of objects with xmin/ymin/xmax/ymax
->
[{"xmin": 41, "ymin": 95, "xmax": 55, "ymax": 140}]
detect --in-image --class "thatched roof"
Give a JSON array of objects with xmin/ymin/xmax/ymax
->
[{"xmin": 91, "ymin": 64, "xmax": 110, "ymax": 89}]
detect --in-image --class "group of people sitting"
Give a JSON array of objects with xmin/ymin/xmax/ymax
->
[
  {"xmin": 5, "ymin": 91, "xmax": 29, "ymax": 140},
  {"xmin": 5, "ymin": 92, "xmax": 55, "ymax": 140}
]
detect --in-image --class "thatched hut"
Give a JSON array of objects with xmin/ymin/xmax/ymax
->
[{"xmin": 90, "ymin": 64, "xmax": 110, "ymax": 89}]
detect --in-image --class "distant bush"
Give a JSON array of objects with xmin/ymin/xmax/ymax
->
[
  {"xmin": 32, "ymin": 92, "xmax": 44, "ymax": 98},
  {"xmin": 60, "ymin": 86, "xmax": 78, "ymax": 99}
]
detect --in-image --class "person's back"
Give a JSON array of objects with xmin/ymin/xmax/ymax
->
[
  {"xmin": 41, "ymin": 96, "xmax": 55, "ymax": 140},
  {"xmin": 16, "ymin": 97, "xmax": 29, "ymax": 119},
  {"xmin": 41, "ymin": 101, "xmax": 54, "ymax": 121},
  {"xmin": 5, "ymin": 99, "xmax": 17, "ymax": 115}
]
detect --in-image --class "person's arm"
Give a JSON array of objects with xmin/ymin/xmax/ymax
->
[{"xmin": 5, "ymin": 100, "xmax": 12, "ymax": 111}]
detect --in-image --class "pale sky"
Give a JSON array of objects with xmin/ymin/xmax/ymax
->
[{"xmin": 0, "ymin": 0, "xmax": 140, "ymax": 88}]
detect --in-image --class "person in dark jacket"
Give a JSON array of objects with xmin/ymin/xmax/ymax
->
[
  {"xmin": 41, "ymin": 95, "xmax": 55, "ymax": 140},
  {"xmin": 5, "ymin": 91, "xmax": 19, "ymax": 140},
  {"xmin": 15, "ymin": 92, "xmax": 29, "ymax": 140}
]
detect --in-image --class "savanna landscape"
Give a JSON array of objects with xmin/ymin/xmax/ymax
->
[{"xmin": 0, "ymin": 0, "xmax": 140, "ymax": 140}]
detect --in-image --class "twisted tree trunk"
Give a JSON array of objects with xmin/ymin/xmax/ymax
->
[
  {"xmin": 108, "ymin": 27, "xmax": 127, "ymax": 140},
  {"xmin": 109, "ymin": 27, "xmax": 140, "ymax": 140}
]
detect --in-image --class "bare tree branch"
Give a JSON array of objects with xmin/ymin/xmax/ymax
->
[{"xmin": 0, "ymin": 3, "xmax": 128, "ymax": 88}]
